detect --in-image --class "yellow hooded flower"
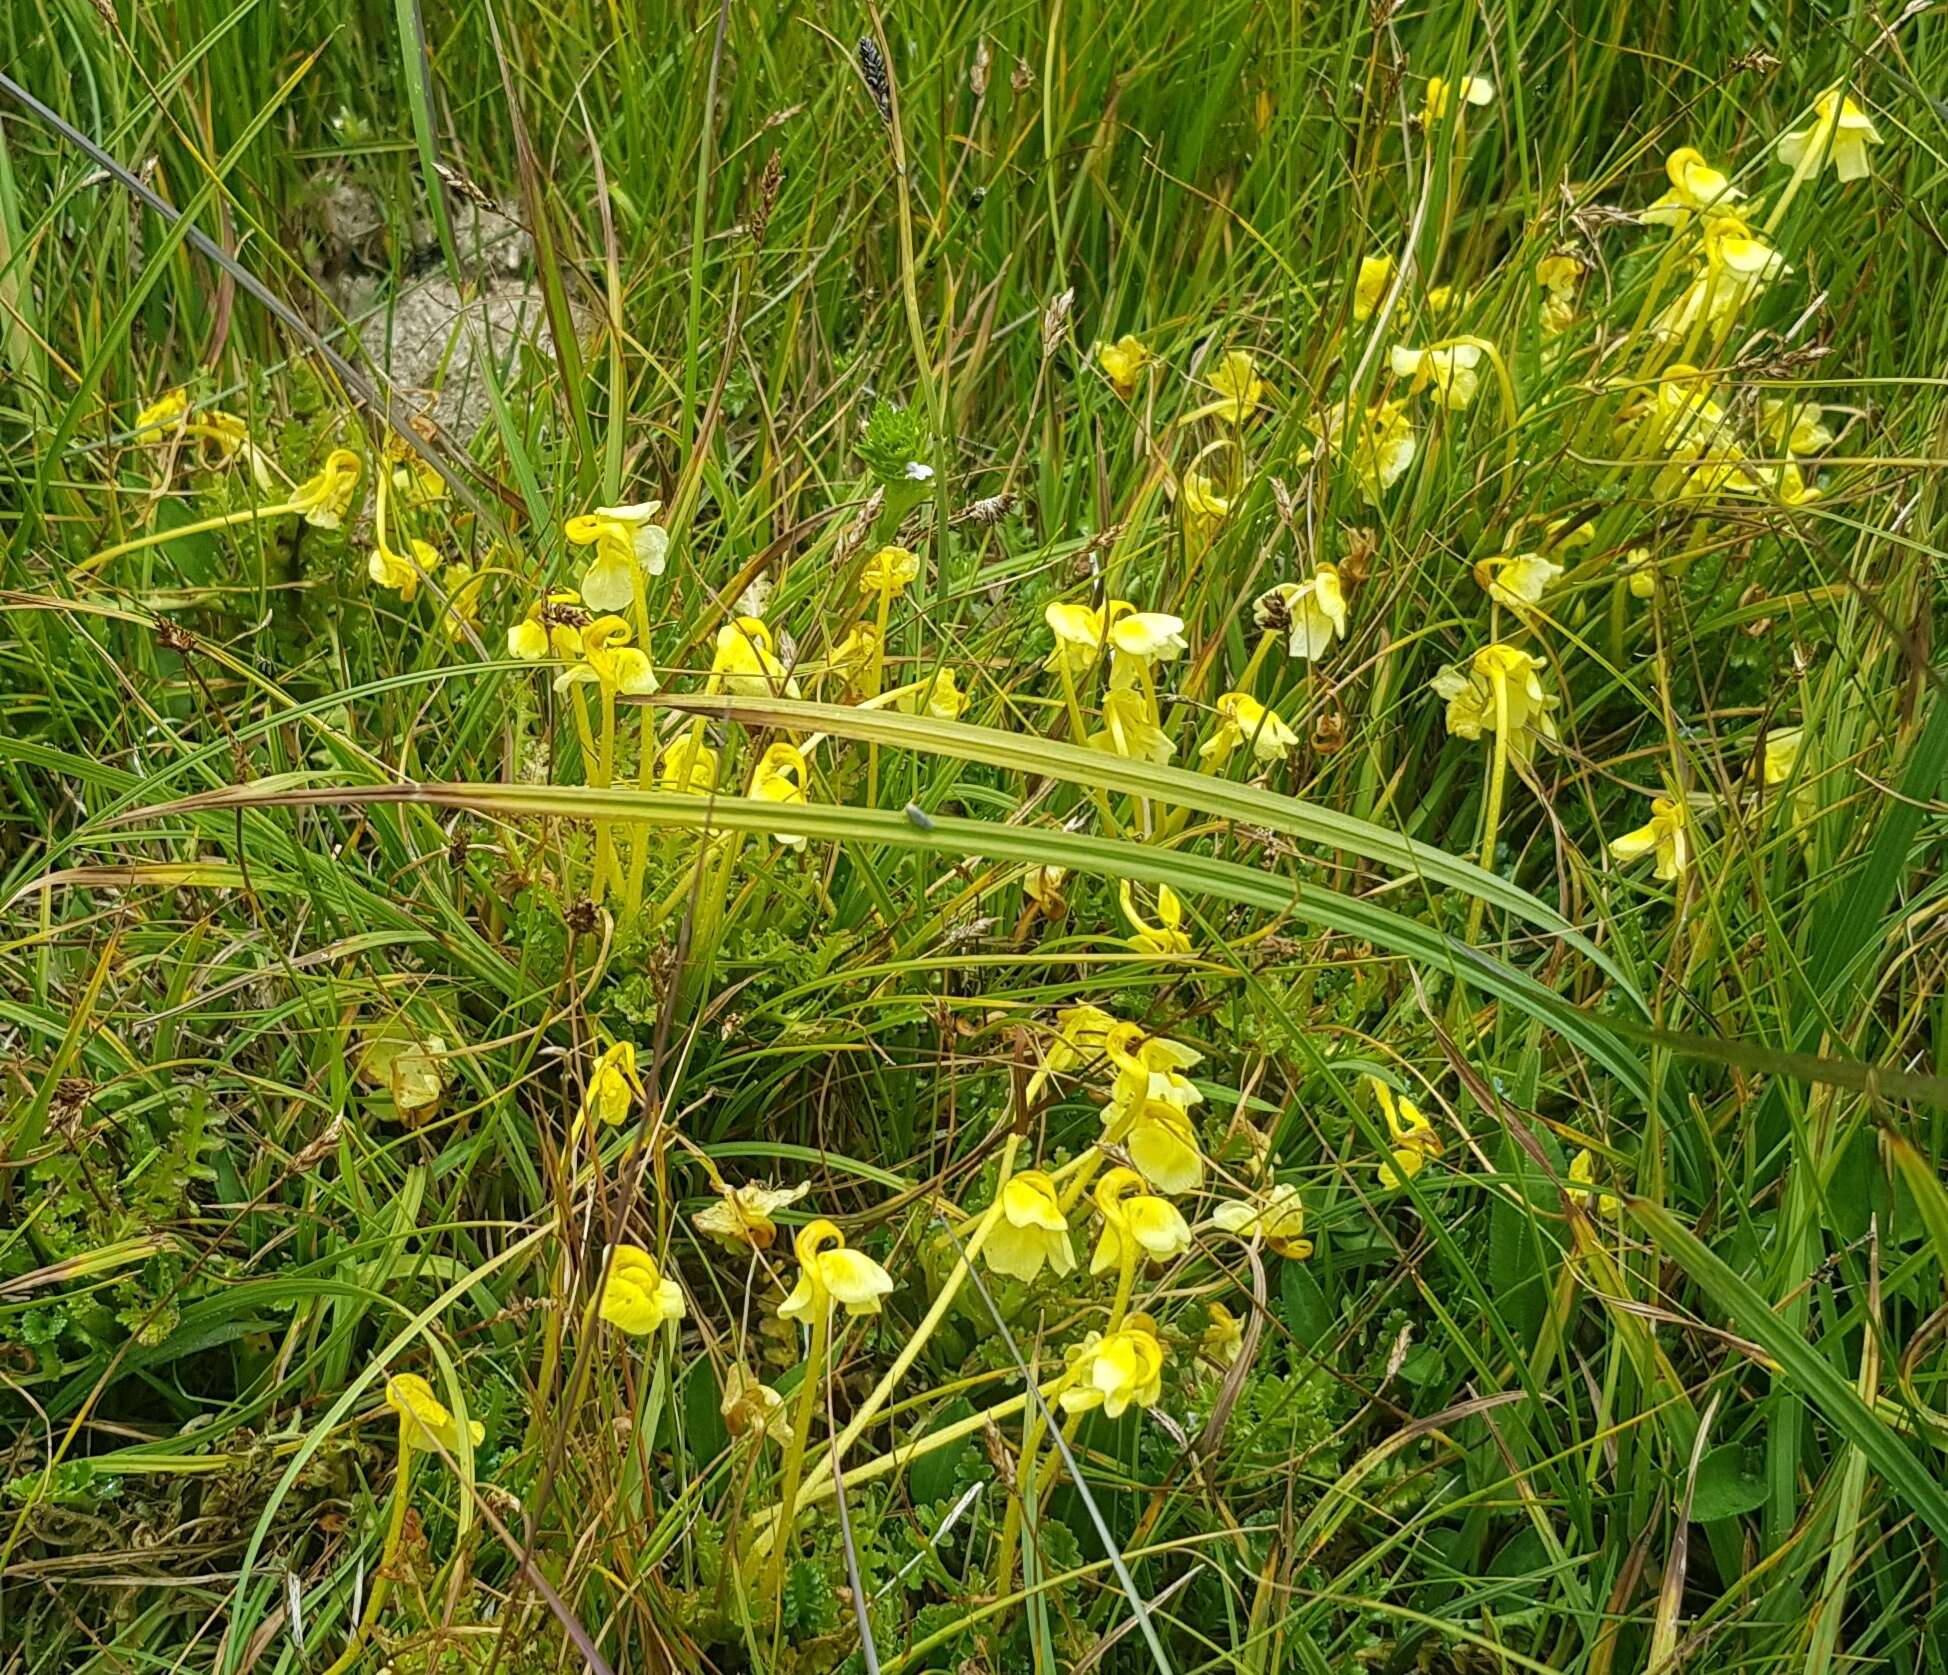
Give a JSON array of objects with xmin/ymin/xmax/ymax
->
[
  {"xmin": 1119, "ymin": 879, "xmax": 1191, "ymax": 957},
  {"xmin": 1096, "ymin": 334, "xmax": 1149, "ymax": 395},
  {"xmin": 1201, "ymin": 1300, "xmax": 1246, "ymax": 1366},
  {"xmin": 1023, "ymin": 863, "xmax": 1068, "ymax": 916},
  {"xmin": 778, "ymin": 1218, "xmax": 895, "ymax": 1320},
  {"xmin": 695, "ymin": 1178, "xmax": 809, "ymax": 1250},
  {"xmin": 860, "ymin": 545, "xmax": 922, "ymax": 601},
  {"xmin": 357, "ymin": 1028, "xmax": 447, "ymax": 1115},
  {"xmin": 1762, "ymin": 726, "xmax": 1803, "ymax": 787},
  {"xmin": 721, "ymin": 1363, "xmax": 793, "ymax": 1445},
  {"xmin": 291, "ymin": 449, "xmax": 362, "ymax": 529},
  {"xmin": 1776, "ymin": 87, "xmax": 1881, "ymax": 182},
  {"xmin": 1044, "ymin": 600, "xmax": 1113, "ymax": 676},
  {"xmin": 1369, "ymin": 1078, "xmax": 1444, "ymax": 1190},
  {"xmin": 1535, "ymin": 253, "xmax": 1584, "ymax": 334},
  {"xmin": 565, "ymin": 501, "xmax": 667, "ymax": 613},
  {"xmin": 891, "ymin": 665, "xmax": 970, "ymax": 720},
  {"xmin": 1652, "ymin": 216, "xmax": 1789, "ymax": 339},
  {"xmin": 1108, "ymin": 1096, "xmax": 1206, "ymax": 1197},
  {"xmin": 385, "ymin": 1372, "xmax": 484, "ymax": 1453},
  {"xmin": 1472, "ymin": 552, "xmax": 1562, "ymax": 609},
  {"xmin": 1609, "ymin": 795, "xmax": 1689, "ymax": 881},
  {"xmin": 659, "ymin": 733, "xmax": 720, "ymax": 795},
  {"xmin": 508, "ymin": 590, "xmax": 589, "ymax": 661},
  {"xmin": 1090, "ymin": 1167, "xmax": 1192, "ymax": 1274},
  {"xmin": 707, "ymin": 615, "xmax": 799, "ymax": 697},
  {"xmin": 1106, "ymin": 610, "xmax": 1187, "ymax": 690},
  {"xmin": 1422, "ymin": 74, "xmax": 1493, "ymax": 123},
  {"xmin": 134, "ymin": 389, "xmax": 190, "ymax": 433},
  {"xmin": 1353, "ymin": 253, "xmax": 1396, "ymax": 323},
  {"xmin": 1179, "ymin": 471, "xmax": 1232, "ymax": 543},
  {"xmin": 1060, "ymin": 1321, "xmax": 1166, "ymax": 1418},
  {"xmin": 599, "ymin": 1244, "xmax": 687, "ymax": 1335},
  {"xmin": 438, "ymin": 562, "xmax": 485, "ymax": 640},
  {"xmin": 1197, "ymin": 350, "xmax": 1267, "ymax": 425},
  {"xmin": 368, "ymin": 535, "xmax": 437, "ymax": 603},
  {"xmin": 554, "ymin": 615, "xmax": 658, "ymax": 696},
  {"xmin": 581, "ymin": 1040, "xmax": 644, "ymax": 1127},
  {"xmin": 1760, "ymin": 399, "xmax": 1834, "ymax": 456},
  {"xmin": 751, "ymin": 741, "xmax": 812, "ymax": 848},
  {"xmin": 1389, "ymin": 341, "xmax": 1484, "ymax": 410},
  {"xmin": 1253, "ymin": 566, "xmax": 1349, "ymax": 661},
  {"xmin": 1201, "ymin": 691, "xmax": 1299, "ymax": 767},
  {"xmin": 1210, "ymin": 1182, "xmax": 1313, "ymax": 1258},
  {"xmin": 1429, "ymin": 643, "xmax": 1558, "ymax": 763},
  {"xmin": 1297, "ymin": 398, "xmax": 1418, "ymax": 504},
  {"xmin": 1567, "ymin": 1148, "xmax": 1621, "ymax": 1217},
  {"xmin": 1089, "ymin": 686, "xmax": 1174, "ymax": 764},
  {"xmin": 984, "ymin": 1170, "xmax": 1077, "ymax": 1282},
  {"xmin": 1640, "ymin": 147, "xmax": 1744, "ymax": 227}
]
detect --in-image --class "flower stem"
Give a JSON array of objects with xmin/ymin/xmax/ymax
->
[
  {"xmin": 1466, "ymin": 673, "xmax": 1513, "ymax": 944},
  {"xmin": 765, "ymin": 1303, "xmax": 831, "ymax": 1617},
  {"xmin": 78, "ymin": 499, "xmax": 309, "ymax": 575},
  {"xmin": 316, "ymin": 1435, "xmax": 415, "ymax": 1675}
]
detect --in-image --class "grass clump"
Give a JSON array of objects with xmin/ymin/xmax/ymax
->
[{"xmin": 3, "ymin": 3, "xmax": 1947, "ymax": 1673}]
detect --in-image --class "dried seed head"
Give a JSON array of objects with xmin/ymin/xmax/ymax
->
[
  {"xmin": 750, "ymin": 150, "xmax": 783, "ymax": 248},
  {"xmin": 952, "ymin": 491, "xmax": 1015, "ymax": 527},
  {"xmin": 835, "ymin": 487, "xmax": 886, "ymax": 566},
  {"xmin": 857, "ymin": 37, "xmax": 892, "ymax": 123},
  {"xmin": 1041, "ymin": 287, "xmax": 1075, "ymax": 359},
  {"xmin": 1011, "ymin": 56, "xmax": 1035, "ymax": 95},
  {"xmin": 970, "ymin": 37, "xmax": 991, "ymax": 97}
]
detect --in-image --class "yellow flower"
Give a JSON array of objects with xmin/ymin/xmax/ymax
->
[
  {"xmin": 1776, "ymin": 87, "xmax": 1881, "ymax": 182},
  {"xmin": 984, "ymin": 1170, "xmax": 1078, "ymax": 1282},
  {"xmin": 1761, "ymin": 726, "xmax": 1802, "ymax": 787},
  {"xmin": 1101, "ymin": 1019, "xmax": 1204, "ymax": 1103},
  {"xmin": 1096, "ymin": 334, "xmax": 1150, "ymax": 396},
  {"xmin": 1199, "ymin": 349, "xmax": 1267, "ymax": 425},
  {"xmin": 1640, "ymin": 147, "xmax": 1744, "ymax": 228},
  {"xmin": 1620, "ymin": 363, "xmax": 1732, "ymax": 456},
  {"xmin": 1422, "ymin": 74, "xmax": 1493, "ymax": 123},
  {"xmin": 1472, "ymin": 552, "xmax": 1562, "ymax": 609},
  {"xmin": 1201, "ymin": 1300, "xmax": 1245, "ymax": 1366},
  {"xmin": 891, "ymin": 665, "xmax": 970, "ymax": 720},
  {"xmin": 655, "ymin": 733, "xmax": 717, "ymax": 795},
  {"xmin": 721, "ymin": 1363, "xmax": 793, "ymax": 1445},
  {"xmin": 367, "ymin": 535, "xmax": 437, "ymax": 603},
  {"xmin": 599, "ymin": 1243, "xmax": 687, "ymax": 1335},
  {"xmin": 707, "ymin": 615, "xmax": 798, "ymax": 697},
  {"xmin": 1044, "ymin": 599, "xmax": 1112, "ymax": 676},
  {"xmin": 1429, "ymin": 643, "xmax": 1558, "ymax": 763},
  {"xmin": 1567, "ymin": 1148, "xmax": 1621, "ymax": 1218},
  {"xmin": 385, "ymin": 1372, "xmax": 484, "ymax": 1453},
  {"xmin": 751, "ymin": 741, "xmax": 812, "ymax": 848},
  {"xmin": 825, "ymin": 622, "xmax": 880, "ymax": 685},
  {"xmin": 1119, "ymin": 879, "xmax": 1191, "ymax": 957},
  {"xmin": 554, "ymin": 615, "xmax": 657, "ymax": 696},
  {"xmin": 1353, "ymin": 253, "xmax": 1396, "ymax": 323},
  {"xmin": 1297, "ymin": 398, "xmax": 1417, "ymax": 503},
  {"xmin": 1760, "ymin": 399, "xmax": 1834, "ymax": 456},
  {"xmin": 134, "ymin": 389, "xmax": 190, "ymax": 433},
  {"xmin": 439, "ymin": 562, "xmax": 485, "ymax": 640},
  {"xmin": 1107, "ymin": 1096, "xmax": 1207, "ymax": 1198},
  {"xmin": 1389, "ymin": 341, "xmax": 1484, "ymax": 410},
  {"xmin": 860, "ymin": 544, "xmax": 922, "ymax": 601},
  {"xmin": 1106, "ymin": 610, "xmax": 1187, "ymax": 690},
  {"xmin": 357, "ymin": 1028, "xmax": 447, "ymax": 1114},
  {"xmin": 581, "ymin": 1040, "xmax": 644, "ymax": 1127},
  {"xmin": 1253, "ymin": 565, "xmax": 1349, "ymax": 661},
  {"xmin": 1089, "ymin": 1167, "xmax": 1192, "ymax": 1274},
  {"xmin": 1201, "ymin": 691, "xmax": 1298, "ymax": 766},
  {"xmin": 778, "ymin": 1218, "xmax": 895, "ymax": 1319},
  {"xmin": 1536, "ymin": 253, "xmax": 1583, "ymax": 335},
  {"xmin": 291, "ymin": 449, "xmax": 362, "ymax": 529},
  {"xmin": 1652, "ymin": 216, "xmax": 1789, "ymax": 339},
  {"xmin": 565, "ymin": 501, "xmax": 667, "ymax": 613},
  {"xmin": 1089, "ymin": 686, "xmax": 1174, "ymax": 764},
  {"xmin": 1369, "ymin": 1078, "xmax": 1444, "ymax": 1190},
  {"xmin": 695, "ymin": 1178, "xmax": 809, "ymax": 1250},
  {"xmin": 1609, "ymin": 795, "xmax": 1689, "ymax": 881},
  {"xmin": 1210, "ymin": 1182, "xmax": 1313, "ymax": 1258},
  {"xmin": 1023, "ymin": 863, "xmax": 1068, "ymax": 916},
  {"xmin": 1060, "ymin": 1321, "xmax": 1167, "ymax": 1418},
  {"xmin": 1035, "ymin": 1003, "xmax": 1120, "ymax": 1089},
  {"xmin": 507, "ymin": 590, "xmax": 589, "ymax": 661},
  {"xmin": 1179, "ymin": 470, "xmax": 1232, "ymax": 543}
]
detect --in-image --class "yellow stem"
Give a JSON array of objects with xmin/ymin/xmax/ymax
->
[
  {"xmin": 78, "ymin": 499, "xmax": 309, "ymax": 575},
  {"xmin": 1466, "ymin": 673, "xmax": 1512, "ymax": 944},
  {"xmin": 316, "ymin": 1434, "xmax": 414, "ymax": 1675}
]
